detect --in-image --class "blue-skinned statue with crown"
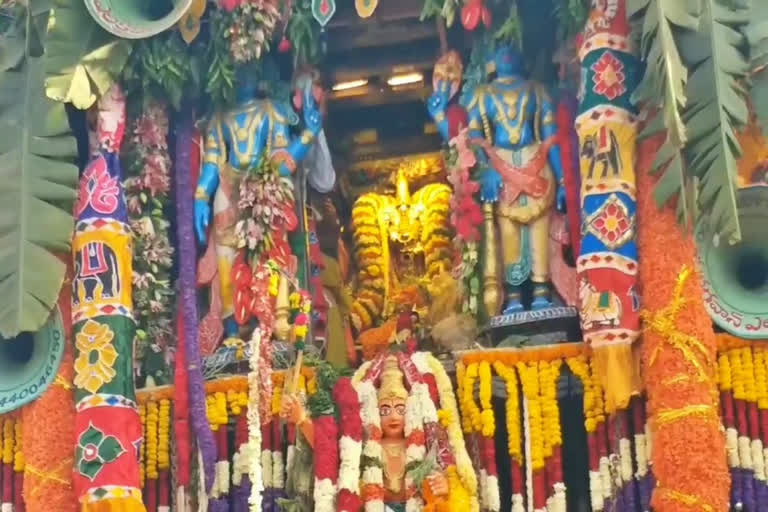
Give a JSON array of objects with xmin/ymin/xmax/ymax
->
[
  {"xmin": 427, "ymin": 45, "xmax": 566, "ymax": 316},
  {"xmin": 193, "ymin": 62, "xmax": 324, "ymax": 344}
]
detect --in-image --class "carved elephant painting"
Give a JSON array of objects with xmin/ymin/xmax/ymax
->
[
  {"xmin": 74, "ymin": 241, "xmax": 122, "ymax": 306},
  {"xmin": 580, "ymin": 127, "xmax": 622, "ymax": 180}
]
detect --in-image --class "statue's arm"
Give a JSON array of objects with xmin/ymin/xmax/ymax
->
[
  {"xmin": 274, "ymin": 93, "xmax": 322, "ymax": 176},
  {"xmin": 194, "ymin": 123, "xmax": 223, "ymax": 244},
  {"xmin": 539, "ymin": 90, "xmax": 564, "ymax": 185},
  {"xmin": 427, "ymin": 82, "xmax": 451, "ymax": 141},
  {"xmin": 197, "ymin": 123, "xmax": 223, "ymax": 202}
]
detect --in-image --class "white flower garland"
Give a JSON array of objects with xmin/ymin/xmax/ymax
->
[
  {"xmin": 404, "ymin": 382, "xmax": 426, "ymax": 512},
  {"xmin": 356, "ymin": 379, "xmax": 384, "ymax": 512},
  {"xmin": 272, "ymin": 447, "xmax": 285, "ymax": 489},
  {"xmin": 619, "ymin": 437, "xmax": 633, "ymax": 485},
  {"xmin": 247, "ymin": 328, "xmax": 264, "ymax": 512},
  {"xmin": 261, "ymin": 448, "xmax": 274, "ymax": 488},
  {"xmin": 314, "ymin": 478, "xmax": 337, "ymax": 512},
  {"xmin": 232, "ymin": 443, "xmax": 255, "ymax": 486},
  {"xmin": 338, "ymin": 435, "xmax": 363, "ymax": 492},
  {"xmin": 633, "ymin": 433, "xmax": 648, "ymax": 480},
  {"xmin": 212, "ymin": 459, "xmax": 231, "ymax": 497}
]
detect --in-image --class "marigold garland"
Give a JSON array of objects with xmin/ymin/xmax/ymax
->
[
  {"xmin": 138, "ymin": 404, "xmax": 146, "ymax": 487},
  {"xmin": 493, "ymin": 362, "xmax": 524, "ymax": 512},
  {"xmin": 636, "ymin": 133, "xmax": 729, "ymax": 512},
  {"xmin": 22, "ymin": 287, "xmax": 77, "ymax": 512},
  {"xmin": 146, "ymin": 401, "xmax": 159, "ymax": 481}
]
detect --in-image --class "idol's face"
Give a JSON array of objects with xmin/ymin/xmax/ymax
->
[{"xmin": 379, "ymin": 397, "xmax": 406, "ymax": 439}]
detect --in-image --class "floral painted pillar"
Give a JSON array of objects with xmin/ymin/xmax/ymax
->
[
  {"xmin": 575, "ymin": 0, "xmax": 641, "ymax": 414},
  {"xmin": 71, "ymin": 86, "xmax": 145, "ymax": 512}
]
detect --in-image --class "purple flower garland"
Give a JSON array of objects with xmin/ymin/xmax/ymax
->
[{"xmin": 175, "ymin": 106, "xmax": 218, "ymax": 493}]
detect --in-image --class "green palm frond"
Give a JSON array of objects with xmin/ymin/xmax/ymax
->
[
  {"xmin": 630, "ymin": 0, "xmax": 702, "ymax": 227},
  {"xmin": 0, "ymin": 4, "xmax": 78, "ymax": 337},
  {"xmin": 44, "ymin": 0, "xmax": 131, "ymax": 110},
  {"xmin": 680, "ymin": 0, "xmax": 750, "ymax": 244},
  {"xmin": 745, "ymin": 2, "xmax": 768, "ymax": 134},
  {"xmin": 632, "ymin": 0, "xmax": 749, "ymax": 243}
]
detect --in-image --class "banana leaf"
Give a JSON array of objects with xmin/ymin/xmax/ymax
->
[
  {"xmin": 679, "ymin": 0, "xmax": 749, "ymax": 244},
  {"xmin": 633, "ymin": 0, "xmax": 748, "ymax": 243},
  {"xmin": 44, "ymin": 0, "xmax": 131, "ymax": 109},
  {"xmin": 746, "ymin": 2, "xmax": 768, "ymax": 134},
  {"xmin": 0, "ymin": 5, "xmax": 78, "ymax": 338}
]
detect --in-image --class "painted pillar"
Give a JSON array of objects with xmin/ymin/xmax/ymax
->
[
  {"xmin": 71, "ymin": 86, "xmax": 145, "ymax": 512},
  {"xmin": 575, "ymin": 0, "xmax": 641, "ymax": 414}
]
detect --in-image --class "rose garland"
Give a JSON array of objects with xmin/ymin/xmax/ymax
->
[
  {"xmin": 334, "ymin": 378, "xmax": 364, "ymax": 512},
  {"xmin": 445, "ymin": 129, "xmax": 482, "ymax": 315},
  {"xmin": 123, "ymin": 100, "xmax": 174, "ymax": 384},
  {"xmin": 235, "ymin": 157, "xmax": 295, "ymax": 258},
  {"xmin": 216, "ymin": 0, "xmax": 281, "ymax": 63},
  {"xmin": 309, "ymin": 365, "xmax": 342, "ymax": 512}
]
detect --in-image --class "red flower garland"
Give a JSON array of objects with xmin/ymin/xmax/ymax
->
[{"xmin": 334, "ymin": 378, "xmax": 363, "ymax": 512}]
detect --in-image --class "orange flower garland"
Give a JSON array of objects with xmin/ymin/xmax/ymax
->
[
  {"xmin": 22, "ymin": 286, "xmax": 76, "ymax": 512},
  {"xmin": 636, "ymin": 133, "xmax": 729, "ymax": 512}
]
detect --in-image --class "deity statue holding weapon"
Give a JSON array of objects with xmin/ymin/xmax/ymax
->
[
  {"xmin": 427, "ymin": 45, "xmax": 567, "ymax": 316},
  {"xmin": 193, "ymin": 63, "xmax": 324, "ymax": 341}
]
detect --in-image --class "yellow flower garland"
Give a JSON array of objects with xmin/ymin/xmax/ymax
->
[
  {"xmin": 207, "ymin": 392, "xmax": 229, "ymax": 430},
  {"xmin": 461, "ymin": 363, "xmax": 481, "ymax": 433},
  {"xmin": 158, "ymin": 399, "xmax": 171, "ymax": 472},
  {"xmin": 2, "ymin": 419, "xmax": 13, "ymax": 466},
  {"xmin": 271, "ymin": 375, "xmax": 284, "ymax": 417},
  {"xmin": 755, "ymin": 348, "xmax": 768, "ymax": 410},
  {"xmin": 227, "ymin": 389, "xmax": 248, "ymax": 416},
  {"xmin": 146, "ymin": 401, "xmax": 159, "ymax": 480},
  {"xmin": 13, "ymin": 417, "xmax": 23, "ymax": 473},
  {"xmin": 517, "ymin": 362, "xmax": 544, "ymax": 471},
  {"xmin": 539, "ymin": 360, "xmax": 562, "ymax": 456},
  {"xmin": 456, "ymin": 362, "xmax": 472, "ymax": 434},
  {"xmin": 139, "ymin": 404, "xmax": 146, "ymax": 486},
  {"xmin": 493, "ymin": 362, "xmax": 521, "ymax": 462},
  {"xmin": 479, "ymin": 361, "xmax": 494, "ymax": 437},
  {"xmin": 731, "ymin": 349, "xmax": 745, "ymax": 402},
  {"xmin": 718, "ymin": 353, "xmax": 732, "ymax": 392},
  {"xmin": 743, "ymin": 347, "xmax": 757, "ymax": 403}
]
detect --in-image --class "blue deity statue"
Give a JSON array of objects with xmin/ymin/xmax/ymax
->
[
  {"xmin": 428, "ymin": 45, "xmax": 566, "ymax": 315},
  {"xmin": 194, "ymin": 66, "xmax": 323, "ymax": 338}
]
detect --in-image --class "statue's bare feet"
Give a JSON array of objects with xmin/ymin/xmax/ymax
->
[
  {"xmin": 531, "ymin": 284, "xmax": 553, "ymax": 310},
  {"xmin": 503, "ymin": 287, "xmax": 524, "ymax": 314}
]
